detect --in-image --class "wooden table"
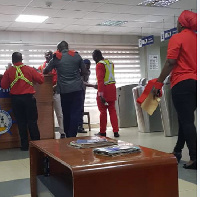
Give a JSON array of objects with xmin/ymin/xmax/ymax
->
[{"xmin": 30, "ymin": 137, "xmax": 179, "ymax": 197}]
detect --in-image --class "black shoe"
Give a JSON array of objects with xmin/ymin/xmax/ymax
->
[
  {"xmin": 114, "ymin": 132, "xmax": 120, "ymax": 137},
  {"xmin": 60, "ymin": 133, "xmax": 66, "ymax": 139},
  {"xmin": 77, "ymin": 127, "xmax": 87, "ymax": 133},
  {"xmin": 183, "ymin": 161, "xmax": 197, "ymax": 170},
  {"xmin": 95, "ymin": 132, "xmax": 106, "ymax": 137},
  {"xmin": 172, "ymin": 152, "xmax": 182, "ymax": 163},
  {"xmin": 20, "ymin": 147, "xmax": 29, "ymax": 151}
]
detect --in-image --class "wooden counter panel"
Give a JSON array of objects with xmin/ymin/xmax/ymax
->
[
  {"xmin": 0, "ymin": 75, "xmax": 54, "ymax": 149},
  {"xmin": 37, "ymin": 102, "xmax": 54, "ymax": 139},
  {"xmin": 34, "ymin": 75, "xmax": 53, "ymax": 103}
]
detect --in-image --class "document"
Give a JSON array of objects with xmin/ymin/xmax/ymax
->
[
  {"xmin": 141, "ymin": 92, "xmax": 160, "ymax": 115},
  {"xmin": 93, "ymin": 145, "xmax": 141, "ymax": 156},
  {"xmin": 70, "ymin": 137, "xmax": 117, "ymax": 148}
]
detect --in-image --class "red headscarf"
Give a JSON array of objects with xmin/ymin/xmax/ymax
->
[{"xmin": 178, "ymin": 10, "xmax": 197, "ymax": 31}]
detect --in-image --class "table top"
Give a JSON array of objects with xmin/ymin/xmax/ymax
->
[{"xmin": 30, "ymin": 136, "xmax": 176, "ymax": 171}]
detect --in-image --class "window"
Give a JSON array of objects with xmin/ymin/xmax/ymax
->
[{"xmin": 0, "ymin": 44, "xmax": 141, "ymax": 106}]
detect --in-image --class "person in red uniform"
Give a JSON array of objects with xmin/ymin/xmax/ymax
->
[
  {"xmin": 153, "ymin": 10, "xmax": 197, "ymax": 169},
  {"xmin": 92, "ymin": 49, "xmax": 119, "ymax": 137},
  {"xmin": 1, "ymin": 52, "xmax": 44, "ymax": 151},
  {"xmin": 38, "ymin": 51, "xmax": 65, "ymax": 138},
  {"xmin": 38, "ymin": 51, "xmax": 57, "ymax": 86}
]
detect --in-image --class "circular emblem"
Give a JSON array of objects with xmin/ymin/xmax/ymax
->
[{"xmin": 0, "ymin": 110, "xmax": 12, "ymax": 135}]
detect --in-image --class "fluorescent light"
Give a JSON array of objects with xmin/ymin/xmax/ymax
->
[
  {"xmin": 138, "ymin": 0, "xmax": 179, "ymax": 7},
  {"xmin": 97, "ymin": 20, "xmax": 128, "ymax": 27},
  {"xmin": 15, "ymin": 15, "xmax": 49, "ymax": 23}
]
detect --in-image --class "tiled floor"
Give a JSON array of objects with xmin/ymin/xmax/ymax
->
[{"xmin": 0, "ymin": 127, "xmax": 197, "ymax": 197}]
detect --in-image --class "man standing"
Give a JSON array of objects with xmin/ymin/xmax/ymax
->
[
  {"xmin": 92, "ymin": 49, "xmax": 119, "ymax": 138},
  {"xmin": 78, "ymin": 59, "xmax": 97, "ymax": 133},
  {"xmin": 1, "ymin": 52, "xmax": 44, "ymax": 151},
  {"xmin": 43, "ymin": 41, "xmax": 87, "ymax": 137},
  {"xmin": 38, "ymin": 51, "xmax": 65, "ymax": 138}
]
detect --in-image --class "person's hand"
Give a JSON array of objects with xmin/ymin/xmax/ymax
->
[
  {"xmin": 100, "ymin": 96, "xmax": 109, "ymax": 106},
  {"xmin": 53, "ymin": 85, "xmax": 57, "ymax": 94},
  {"xmin": 152, "ymin": 88, "xmax": 161, "ymax": 99},
  {"xmin": 98, "ymin": 92, "xmax": 103, "ymax": 97},
  {"xmin": 152, "ymin": 81, "xmax": 164, "ymax": 99},
  {"xmin": 93, "ymin": 84, "xmax": 98, "ymax": 89}
]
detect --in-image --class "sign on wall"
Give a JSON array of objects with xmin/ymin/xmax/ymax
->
[
  {"xmin": 149, "ymin": 55, "xmax": 159, "ymax": 70},
  {"xmin": 138, "ymin": 35, "xmax": 154, "ymax": 47},
  {"xmin": 161, "ymin": 27, "xmax": 177, "ymax": 42}
]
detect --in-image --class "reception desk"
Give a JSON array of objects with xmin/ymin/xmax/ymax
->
[{"xmin": 0, "ymin": 75, "xmax": 54, "ymax": 149}]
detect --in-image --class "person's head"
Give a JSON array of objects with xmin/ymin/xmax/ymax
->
[
  {"xmin": 45, "ymin": 50, "xmax": 53, "ymax": 63},
  {"xmin": 57, "ymin": 41, "xmax": 68, "ymax": 52},
  {"xmin": 92, "ymin": 49, "xmax": 103, "ymax": 64},
  {"xmin": 83, "ymin": 59, "xmax": 91, "ymax": 70},
  {"xmin": 12, "ymin": 52, "xmax": 23, "ymax": 64},
  {"xmin": 177, "ymin": 10, "xmax": 197, "ymax": 33}
]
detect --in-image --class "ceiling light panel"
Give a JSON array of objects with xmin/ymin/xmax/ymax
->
[
  {"xmin": 97, "ymin": 20, "xmax": 128, "ymax": 26},
  {"xmin": 138, "ymin": 0, "xmax": 179, "ymax": 7},
  {"xmin": 15, "ymin": 15, "xmax": 49, "ymax": 23}
]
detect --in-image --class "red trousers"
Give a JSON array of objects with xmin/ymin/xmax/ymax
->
[{"xmin": 97, "ymin": 96, "xmax": 119, "ymax": 133}]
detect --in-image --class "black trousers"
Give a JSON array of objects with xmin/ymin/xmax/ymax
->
[
  {"xmin": 79, "ymin": 89, "xmax": 86, "ymax": 128},
  {"xmin": 60, "ymin": 90, "xmax": 83, "ymax": 137},
  {"xmin": 11, "ymin": 94, "xmax": 40, "ymax": 149},
  {"xmin": 172, "ymin": 79, "xmax": 197, "ymax": 161}
]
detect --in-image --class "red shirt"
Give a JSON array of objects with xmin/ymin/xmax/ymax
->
[
  {"xmin": 167, "ymin": 29, "xmax": 197, "ymax": 88},
  {"xmin": 1, "ymin": 62, "xmax": 44, "ymax": 95},
  {"xmin": 96, "ymin": 62, "xmax": 116, "ymax": 101},
  {"xmin": 38, "ymin": 62, "xmax": 57, "ymax": 85}
]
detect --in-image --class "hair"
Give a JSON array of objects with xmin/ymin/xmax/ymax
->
[
  {"xmin": 45, "ymin": 50, "xmax": 53, "ymax": 59},
  {"xmin": 45, "ymin": 50, "xmax": 53, "ymax": 56},
  {"xmin": 92, "ymin": 49, "xmax": 103, "ymax": 61},
  {"xmin": 83, "ymin": 59, "xmax": 91, "ymax": 65},
  {"xmin": 12, "ymin": 52, "xmax": 22, "ymax": 63},
  {"xmin": 57, "ymin": 41, "xmax": 68, "ymax": 52}
]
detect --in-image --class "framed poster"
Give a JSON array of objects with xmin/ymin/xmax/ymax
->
[{"xmin": 149, "ymin": 55, "xmax": 158, "ymax": 70}]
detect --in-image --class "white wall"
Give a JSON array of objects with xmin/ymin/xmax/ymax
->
[
  {"xmin": 0, "ymin": 31, "xmax": 139, "ymax": 46},
  {"xmin": 139, "ymin": 36, "xmax": 169, "ymax": 80}
]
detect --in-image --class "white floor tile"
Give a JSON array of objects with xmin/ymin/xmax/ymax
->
[{"xmin": 0, "ymin": 159, "xmax": 30, "ymax": 182}]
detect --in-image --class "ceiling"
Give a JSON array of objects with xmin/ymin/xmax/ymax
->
[{"xmin": 0, "ymin": 0, "xmax": 197, "ymax": 36}]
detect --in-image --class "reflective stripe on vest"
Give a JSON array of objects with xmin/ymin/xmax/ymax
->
[
  {"xmin": 10, "ymin": 65, "xmax": 33, "ymax": 88},
  {"xmin": 99, "ymin": 60, "xmax": 116, "ymax": 85}
]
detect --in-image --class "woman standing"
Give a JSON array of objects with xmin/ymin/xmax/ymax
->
[{"xmin": 153, "ymin": 10, "xmax": 197, "ymax": 169}]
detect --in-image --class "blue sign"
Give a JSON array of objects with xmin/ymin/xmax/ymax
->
[
  {"xmin": 161, "ymin": 27, "xmax": 177, "ymax": 42},
  {"xmin": 0, "ymin": 86, "xmax": 10, "ymax": 98},
  {"xmin": 138, "ymin": 35, "xmax": 154, "ymax": 47}
]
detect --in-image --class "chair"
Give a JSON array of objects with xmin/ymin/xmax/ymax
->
[{"xmin": 83, "ymin": 112, "xmax": 91, "ymax": 131}]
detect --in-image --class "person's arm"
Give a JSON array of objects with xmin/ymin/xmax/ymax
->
[
  {"xmin": 96, "ymin": 63, "xmax": 105, "ymax": 98},
  {"xmin": 43, "ymin": 59, "xmax": 55, "ymax": 74},
  {"xmin": 31, "ymin": 68, "xmax": 44, "ymax": 84},
  {"xmin": 1, "ymin": 70, "xmax": 10, "ymax": 89},
  {"xmin": 153, "ymin": 35, "xmax": 180, "ymax": 97},
  {"xmin": 83, "ymin": 81, "xmax": 98, "ymax": 89},
  {"xmin": 157, "ymin": 59, "xmax": 176, "ymax": 83}
]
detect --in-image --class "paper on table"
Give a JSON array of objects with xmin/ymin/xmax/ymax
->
[{"xmin": 141, "ymin": 92, "xmax": 161, "ymax": 115}]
